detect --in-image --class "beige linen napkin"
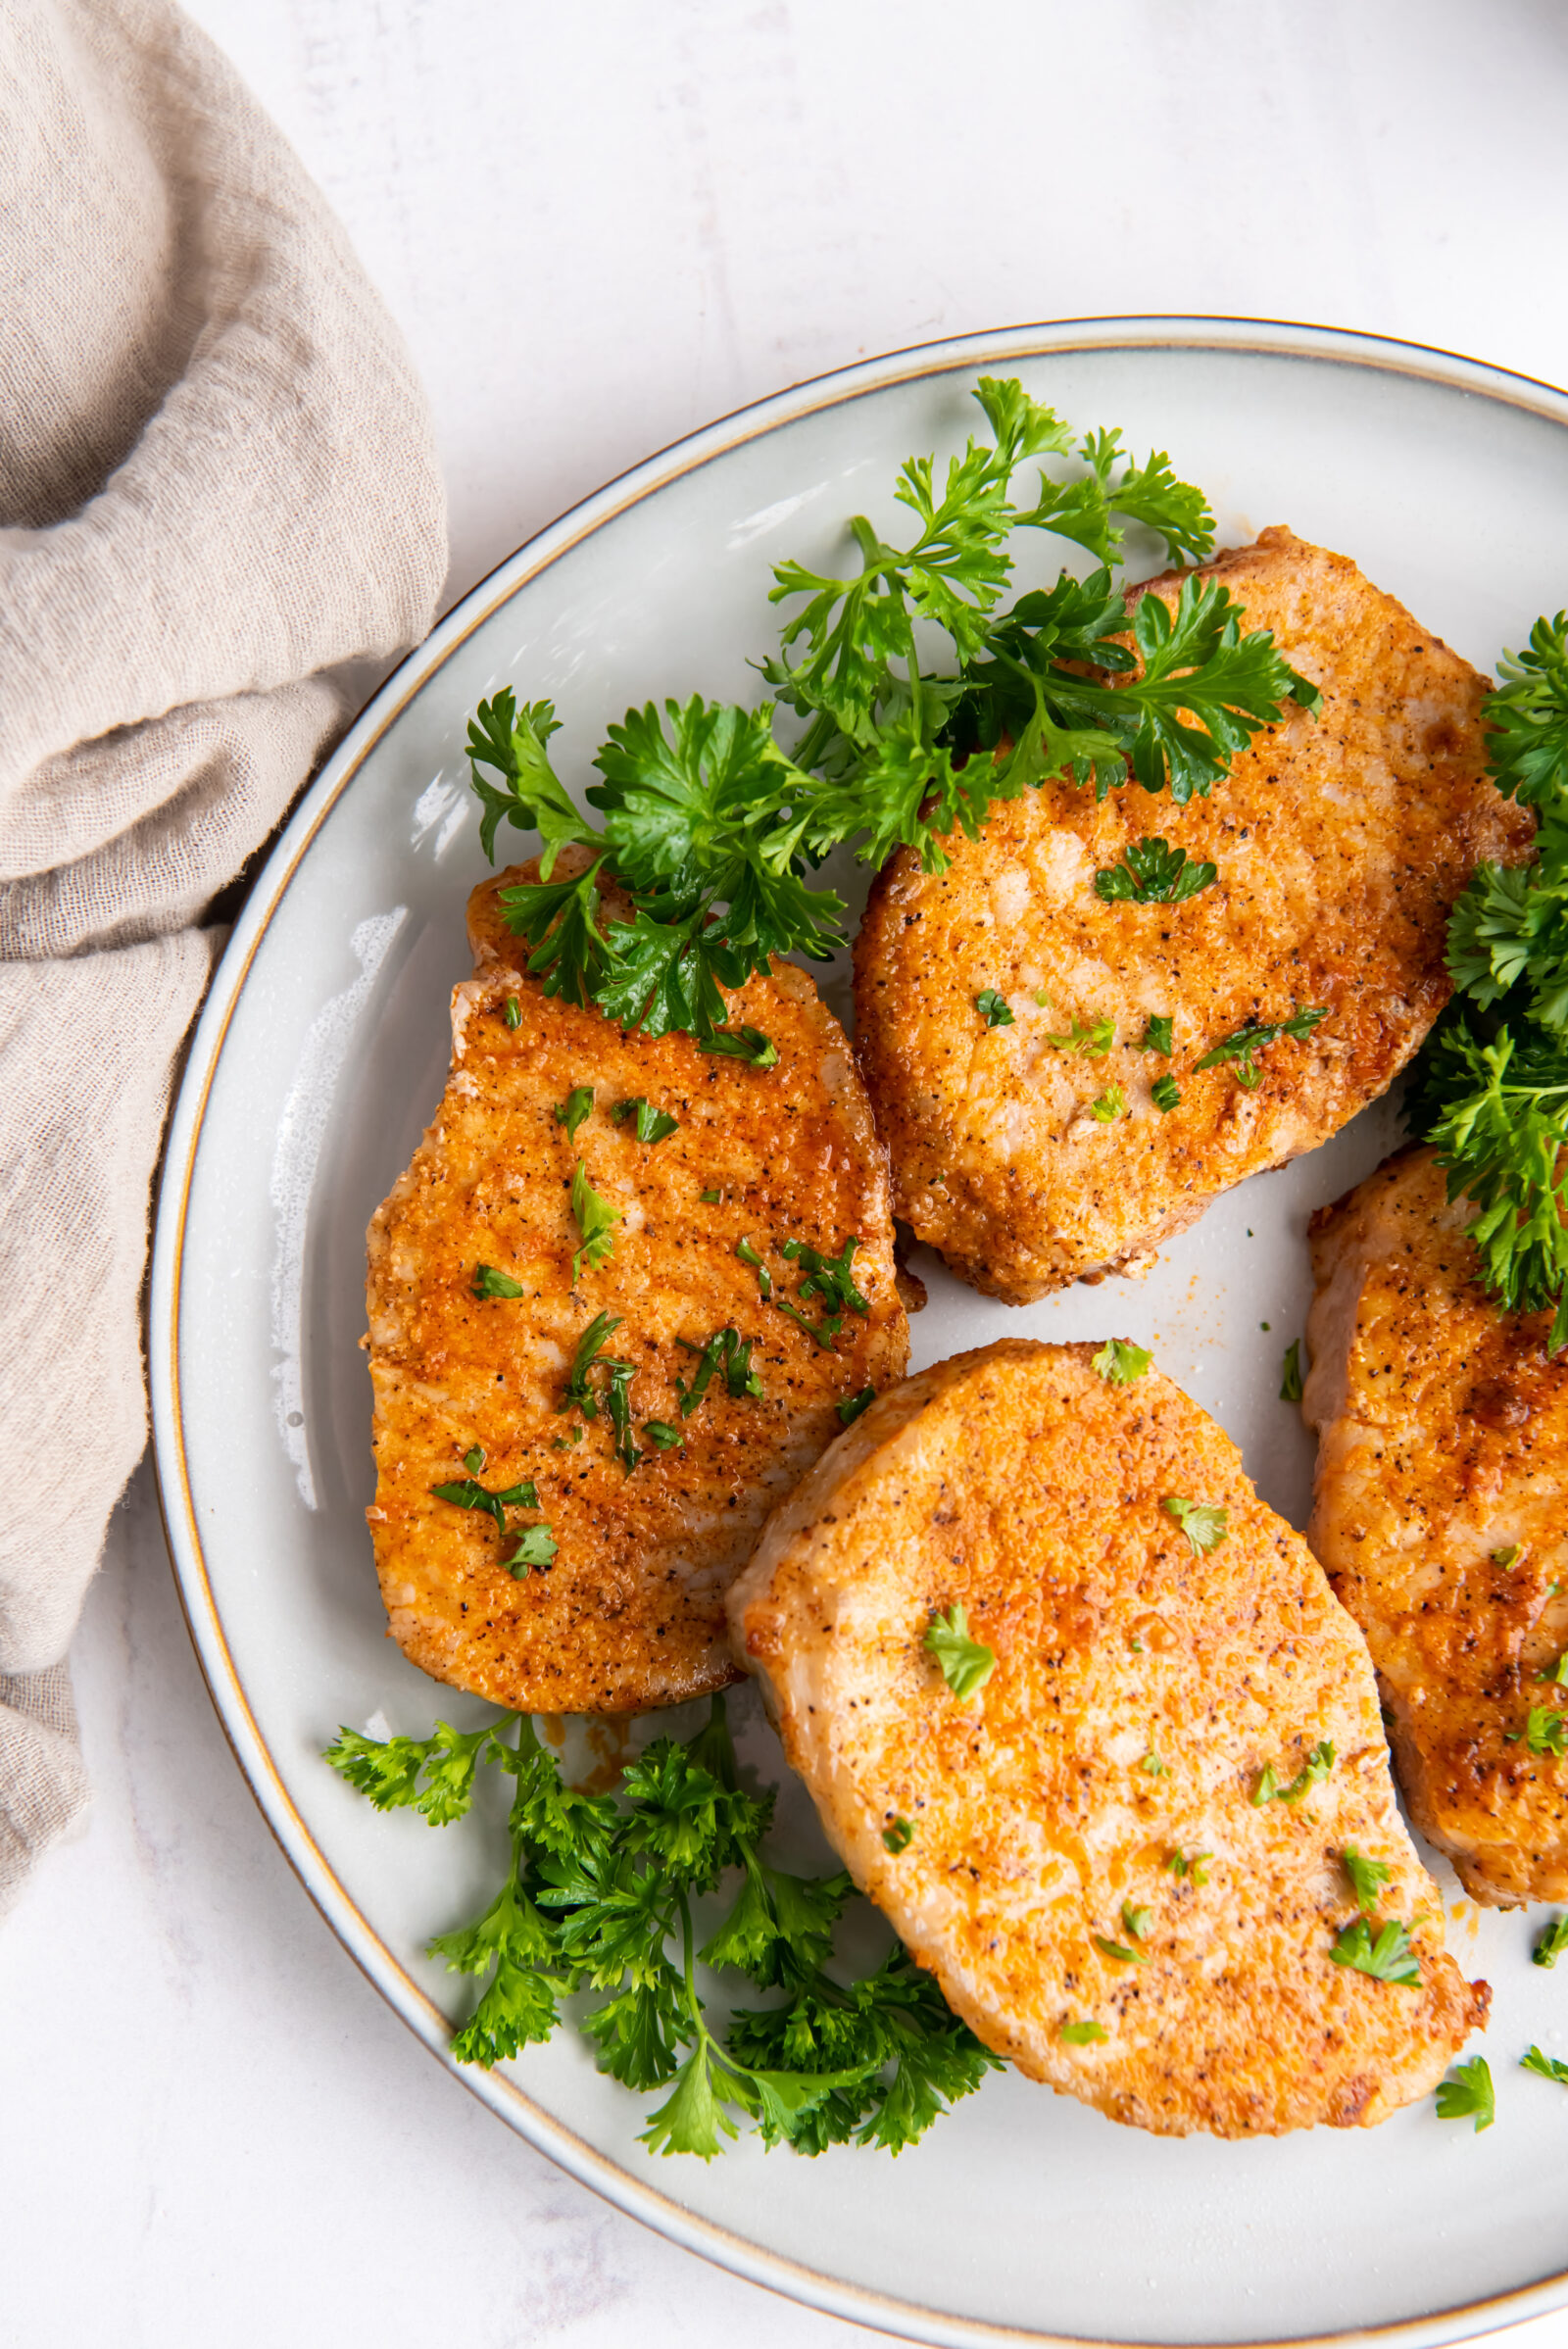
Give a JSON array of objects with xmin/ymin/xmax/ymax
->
[{"xmin": 0, "ymin": 0, "xmax": 447, "ymax": 1909}]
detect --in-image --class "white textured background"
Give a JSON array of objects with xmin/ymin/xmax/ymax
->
[{"xmin": 6, "ymin": 3, "xmax": 1568, "ymax": 2344}]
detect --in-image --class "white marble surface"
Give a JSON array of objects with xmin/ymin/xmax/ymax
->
[{"xmin": 9, "ymin": 3, "xmax": 1568, "ymax": 2342}]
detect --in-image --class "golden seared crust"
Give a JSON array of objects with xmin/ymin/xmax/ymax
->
[
  {"xmin": 365, "ymin": 860, "xmax": 908, "ymax": 1715},
  {"xmin": 727, "ymin": 1340, "xmax": 1486, "ymax": 2138},
  {"xmin": 1304, "ymin": 1147, "xmax": 1568, "ymax": 1905},
  {"xmin": 854, "ymin": 529, "xmax": 1533, "ymax": 1302}
]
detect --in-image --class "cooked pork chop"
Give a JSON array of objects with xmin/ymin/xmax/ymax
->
[
  {"xmin": 854, "ymin": 529, "xmax": 1532, "ymax": 1303},
  {"xmin": 1305, "ymin": 1146, "xmax": 1568, "ymax": 1905},
  {"xmin": 365, "ymin": 860, "xmax": 908, "ymax": 1715},
  {"xmin": 728, "ymin": 1339, "xmax": 1487, "ymax": 2137}
]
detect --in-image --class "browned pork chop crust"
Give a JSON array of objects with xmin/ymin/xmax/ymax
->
[
  {"xmin": 365, "ymin": 862, "xmax": 908, "ymax": 1714},
  {"xmin": 1305, "ymin": 1147, "xmax": 1568, "ymax": 1904},
  {"xmin": 854, "ymin": 529, "xmax": 1533, "ymax": 1302},
  {"xmin": 728, "ymin": 1339, "xmax": 1487, "ymax": 2136}
]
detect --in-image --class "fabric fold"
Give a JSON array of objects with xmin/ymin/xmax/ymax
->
[{"xmin": 0, "ymin": 0, "xmax": 448, "ymax": 1914}]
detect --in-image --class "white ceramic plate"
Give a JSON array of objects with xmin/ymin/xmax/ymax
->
[{"xmin": 151, "ymin": 319, "xmax": 1568, "ymax": 2349}]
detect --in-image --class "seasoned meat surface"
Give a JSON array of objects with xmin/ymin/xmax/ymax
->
[
  {"xmin": 728, "ymin": 1340, "xmax": 1487, "ymax": 2137},
  {"xmin": 365, "ymin": 860, "xmax": 908, "ymax": 1715},
  {"xmin": 1305, "ymin": 1147, "xmax": 1568, "ymax": 1904},
  {"xmin": 854, "ymin": 529, "xmax": 1532, "ymax": 1302}
]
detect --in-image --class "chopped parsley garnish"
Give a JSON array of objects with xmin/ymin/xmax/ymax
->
[
  {"xmin": 555, "ymin": 1085, "xmax": 594, "ymax": 1141},
  {"xmin": 1494, "ymin": 1544, "xmax": 1522, "ymax": 1567},
  {"xmin": 642, "ymin": 1420, "xmax": 684, "ymax": 1450},
  {"xmin": 1093, "ymin": 1338, "xmax": 1151, "ymax": 1386},
  {"xmin": 836, "ymin": 1386, "xmax": 876, "ymax": 1426},
  {"xmin": 612, "ymin": 1096, "xmax": 679, "ymax": 1144},
  {"xmin": 1539, "ymin": 1652, "xmax": 1568, "ymax": 1686},
  {"xmin": 882, "ymin": 1817, "xmax": 914, "ymax": 1854},
  {"xmin": 1060, "ymin": 2020, "xmax": 1108, "ymax": 2044},
  {"xmin": 325, "ymin": 1696, "xmax": 1001, "ymax": 2155},
  {"xmin": 1253, "ymin": 1738, "xmax": 1336, "ymax": 1806},
  {"xmin": 1533, "ymin": 1915, "xmax": 1568, "ymax": 1968},
  {"xmin": 700, "ymin": 1187, "xmax": 722, "ymax": 1202},
  {"xmin": 503, "ymin": 995, "xmax": 521, "ymax": 1030},
  {"xmin": 472, "ymin": 1263, "xmax": 525, "ymax": 1300},
  {"xmin": 1330, "ymin": 1916, "xmax": 1422, "ymax": 1986},
  {"xmin": 1166, "ymin": 1848, "xmax": 1211, "ymax": 1886},
  {"xmin": 429, "ymin": 1473, "xmax": 555, "ymax": 1577},
  {"xmin": 1095, "ymin": 836, "xmax": 1217, "ymax": 905},
  {"xmin": 1509, "ymin": 1705, "xmax": 1568, "ymax": 1757},
  {"xmin": 1435, "ymin": 2057, "xmax": 1494, "ymax": 2130},
  {"xmin": 736, "ymin": 1237, "xmax": 772, "ymax": 1297},
  {"xmin": 1136, "ymin": 1014, "xmax": 1174, "ymax": 1055},
  {"xmin": 1522, "ymin": 2043, "xmax": 1568, "ymax": 2083},
  {"xmin": 1045, "ymin": 1013, "xmax": 1115, "ymax": 1057},
  {"xmin": 465, "ymin": 381, "xmax": 1313, "ymax": 1059},
  {"xmin": 675, "ymin": 1327, "xmax": 763, "ymax": 1417},
  {"xmin": 464, "ymin": 1444, "xmax": 485, "ymax": 1474},
  {"xmin": 699, "ymin": 1025, "xmax": 778, "ymax": 1069},
  {"xmin": 1195, "ymin": 1007, "xmax": 1329, "ymax": 1090},
  {"xmin": 775, "ymin": 1297, "xmax": 845, "ymax": 1351},
  {"xmin": 1093, "ymin": 1933, "xmax": 1149, "ymax": 1966},
  {"xmin": 1139, "ymin": 1748, "xmax": 1168, "ymax": 1778},
  {"xmin": 1279, "ymin": 1339, "xmax": 1304, "ymax": 1402},
  {"xmin": 975, "ymin": 988, "xmax": 1015, "ymax": 1029},
  {"xmin": 1151, "ymin": 1074, "xmax": 1181, "ymax": 1113},
  {"xmin": 560, "ymin": 1309, "xmax": 625, "ymax": 1419},
  {"xmin": 782, "ymin": 1235, "xmax": 869, "ymax": 1314},
  {"xmin": 1089, "ymin": 1085, "xmax": 1126, "ymax": 1121},
  {"xmin": 1121, "ymin": 1902, "xmax": 1152, "ymax": 1942},
  {"xmin": 924, "ymin": 1604, "xmax": 996, "ymax": 1700},
  {"xmin": 1161, "ymin": 1494, "xmax": 1228, "ymax": 1554},
  {"xmin": 603, "ymin": 1357, "xmax": 641, "ymax": 1472},
  {"xmin": 1342, "ymin": 1845, "xmax": 1393, "ymax": 1913},
  {"xmin": 569, "ymin": 1160, "xmax": 620, "ymax": 1279}
]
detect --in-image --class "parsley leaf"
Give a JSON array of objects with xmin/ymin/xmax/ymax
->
[
  {"xmin": 1485, "ymin": 611, "xmax": 1568, "ymax": 811},
  {"xmin": 503, "ymin": 995, "xmax": 521, "ymax": 1030},
  {"xmin": 1136, "ymin": 1014, "xmax": 1174, "ymax": 1055},
  {"xmin": 1280, "ymin": 1339, "xmax": 1304, "ymax": 1402},
  {"xmin": 1436, "ymin": 2057, "xmax": 1494, "ymax": 2130},
  {"xmin": 555, "ymin": 1085, "xmax": 594, "ymax": 1141},
  {"xmin": 924, "ymin": 1603, "xmax": 997, "ymax": 1700},
  {"xmin": 1060, "ymin": 2019, "xmax": 1108, "ymax": 2044},
  {"xmin": 1095, "ymin": 836, "xmax": 1218, "ymax": 905},
  {"xmin": 1089, "ymin": 1085, "xmax": 1126, "ymax": 1121},
  {"xmin": 611, "ymin": 1096, "xmax": 679, "ymax": 1144},
  {"xmin": 1045, "ymin": 1013, "xmax": 1115, "ymax": 1057},
  {"xmin": 975, "ymin": 987, "xmax": 1015, "ymax": 1029},
  {"xmin": 837, "ymin": 1385, "xmax": 876, "ymax": 1427},
  {"xmin": 466, "ymin": 693, "xmax": 599, "ymax": 871},
  {"xmin": 323, "ymin": 1717, "xmax": 498, "ymax": 1826},
  {"xmin": 1342, "ymin": 1845, "xmax": 1392, "ymax": 1912},
  {"xmin": 1538, "ymin": 1652, "xmax": 1568, "ymax": 1687},
  {"xmin": 1166, "ymin": 1848, "xmax": 1211, "ymax": 1885},
  {"xmin": 1534, "ymin": 1915, "xmax": 1568, "ymax": 1968},
  {"xmin": 1330, "ymin": 1915, "xmax": 1422, "ymax": 1986},
  {"xmin": 882, "ymin": 1817, "xmax": 914, "ymax": 1854},
  {"xmin": 1511, "ymin": 1704, "xmax": 1568, "ymax": 1757},
  {"xmin": 675, "ymin": 1327, "xmax": 763, "ymax": 1416},
  {"xmin": 781, "ymin": 1235, "xmax": 869, "ymax": 1314},
  {"xmin": 569, "ymin": 1160, "xmax": 620, "ymax": 1280},
  {"xmin": 1161, "ymin": 1494, "xmax": 1229, "ymax": 1554},
  {"xmin": 1094, "ymin": 1338, "xmax": 1151, "ymax": 1386},
  {"xmin": 1195, "ymin": 1006, "xmax": 1329, "ymax": 1090},
  {"xmin": 1253, "ymin": 1739, "xmax": 1336, "ymax": 1806},
  {"xmin": 1093, "ymin": 1933, "xmax": 1149, "ymax": 1966},
  {"xmin": 1522, "ymin": 2043, "xmax": 1568, "ymax": 2083},
  {"xmin": 472, "ymin": 1263, "xmax": 524, "ymax": 1300},
  {"xmin": 1151, "ymin": 1074, "xmax": 1181, "ymax": 1112}
]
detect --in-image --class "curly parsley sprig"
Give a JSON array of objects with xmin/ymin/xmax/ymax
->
[
  {"xmin": 1408, "ymin": 611, "xmax": 1568, "ymax": 1346},
  {"xmin": 324, "ymin": 1697, "xmax": 1000, "ymax": 2158},
  {"xmin": 466, "ymin": 379, "xmax": 1317, "ymax": 1050}
]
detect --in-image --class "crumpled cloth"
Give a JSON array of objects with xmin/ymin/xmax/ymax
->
[{"xmin": 0, "ymin": 0, "xmax": 447, "ymax": 1911}]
